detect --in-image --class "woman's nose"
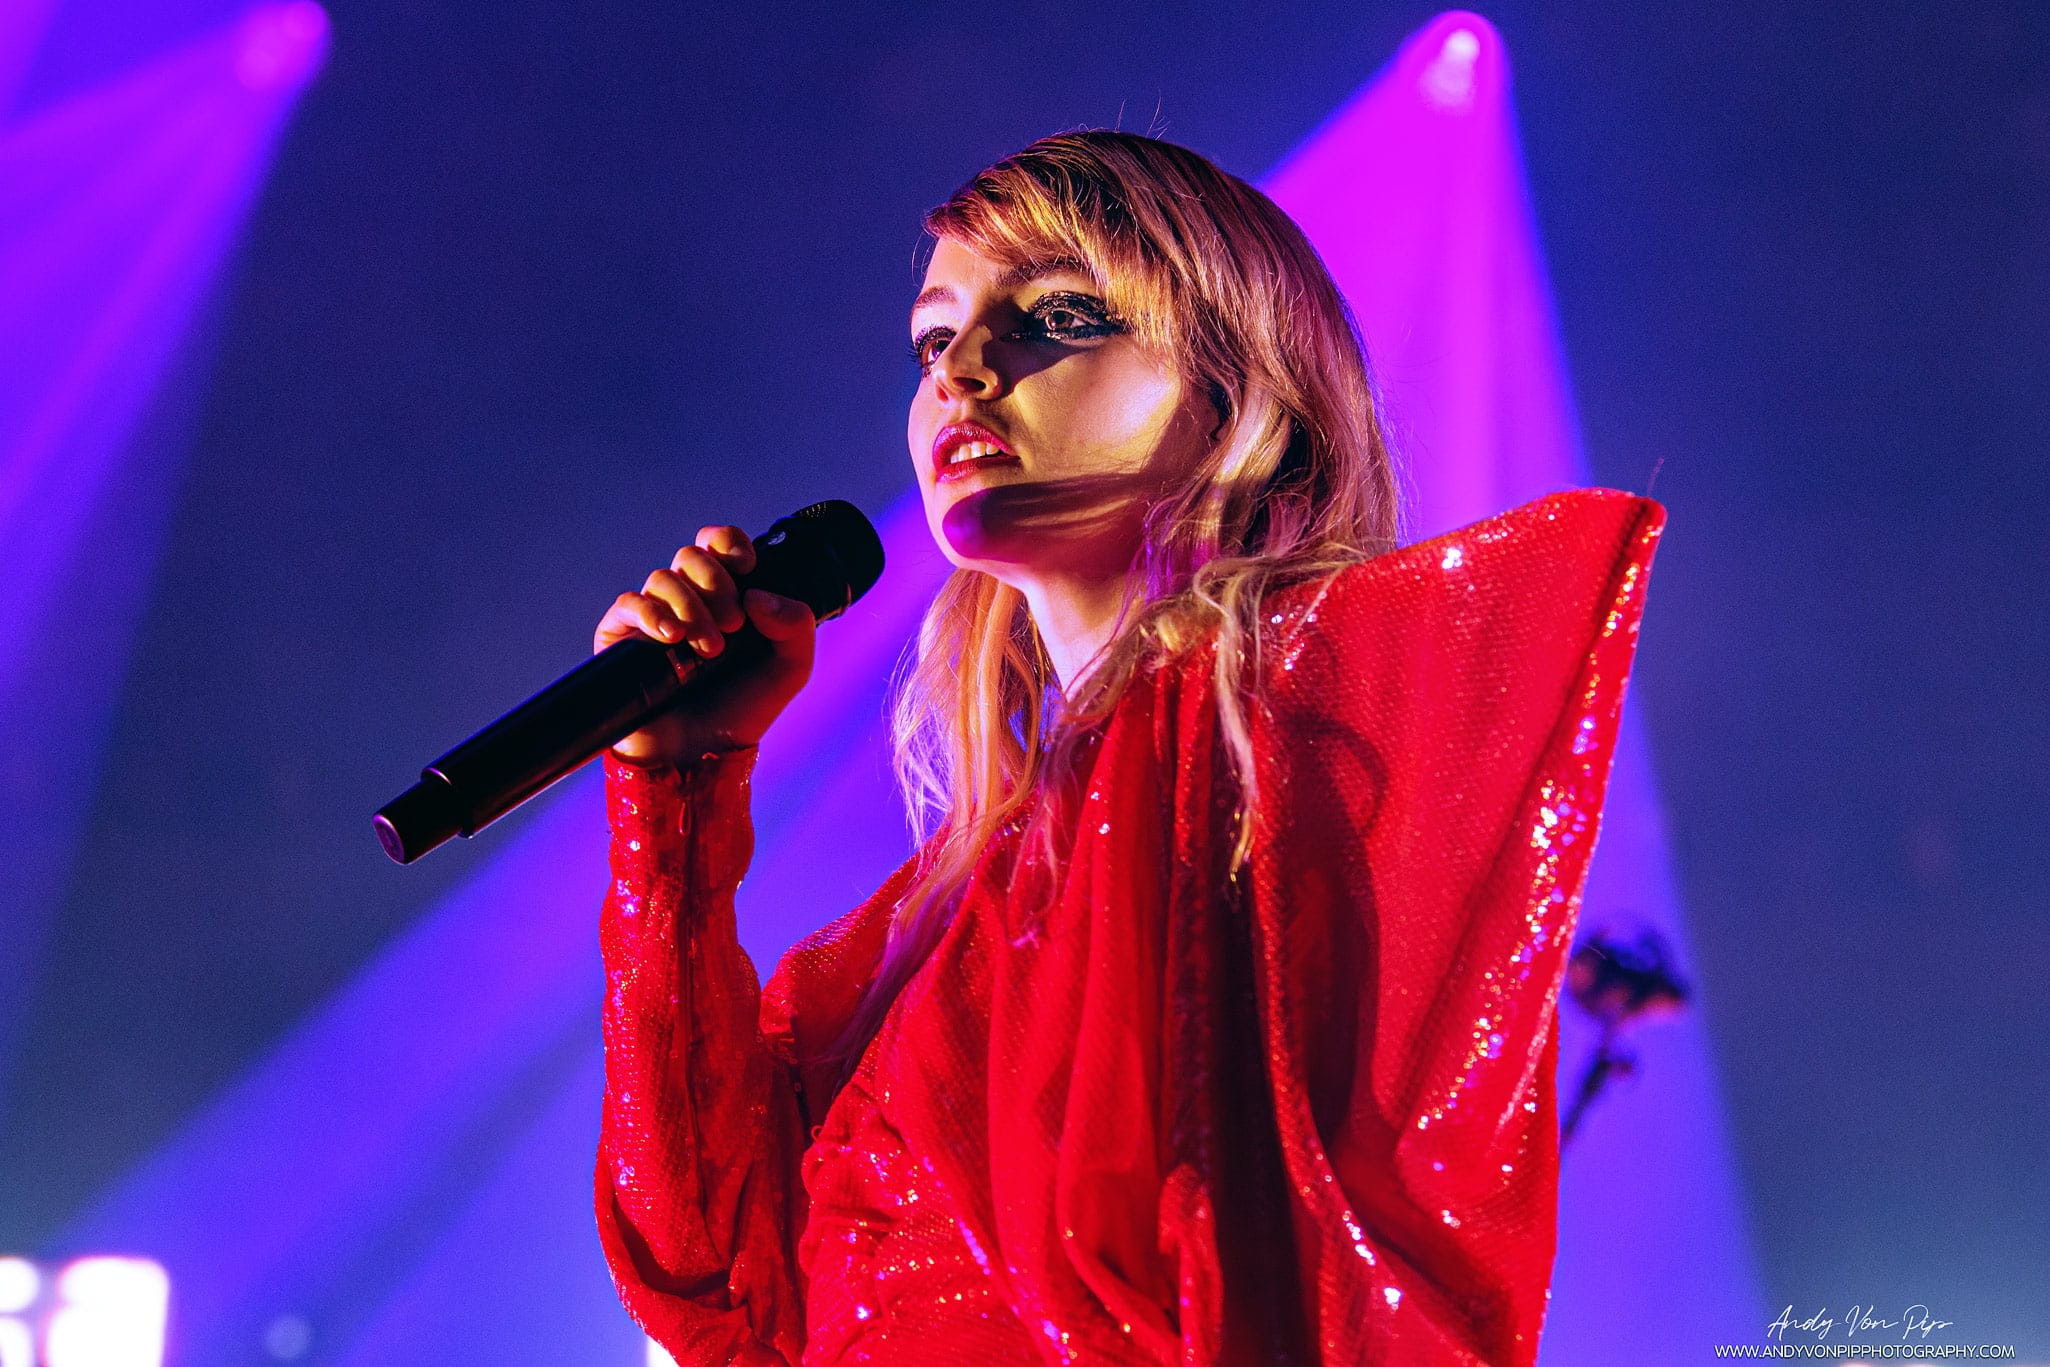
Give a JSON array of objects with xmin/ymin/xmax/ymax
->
[{"xmin": 932, "ymin": 329, "xmax": 999, "ymax": 402}]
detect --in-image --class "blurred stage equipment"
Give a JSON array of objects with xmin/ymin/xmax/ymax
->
[
  {"xmin": 0, "ymin": 1255, "xmax": 168, "ymax": 1367},
  {"xmin": 1561, "ymin": 927, "xmax": 1692, "ymax": 1148},
  {"xmin": 374, "ymin": 499, "xmax": 884, "ymax": 863}
]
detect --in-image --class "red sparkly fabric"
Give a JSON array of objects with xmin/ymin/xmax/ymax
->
[{"xmin": 596, "ymin": 488, "xmax": 1665, "ymax": 1365}]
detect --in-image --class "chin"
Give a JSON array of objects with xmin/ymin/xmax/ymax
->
[
  {"xmin": 934, "ymin": 483, "xmax": 1035, "ymax": 565},
  {"xmin": 925, "ymin": 476, "xmax": 1149, "ymax": 584}
]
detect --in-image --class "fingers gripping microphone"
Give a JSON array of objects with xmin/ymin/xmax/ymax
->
[{"xmin": 373, "ymin": 500, "xmax": 884, "ymax": 865}]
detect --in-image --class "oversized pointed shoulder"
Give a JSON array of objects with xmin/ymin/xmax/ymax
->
[
  {"xmin": 1257, "ymin": 487, "xmax": 1666, "ymax": 685},
  {"xmin": 1399, "ymin": 486, "xmax": 1663, "ymax": 567},
  {"xmin": 1213, "ymin": 486, "xmax": 1667, "ymax": 1367},
  {"xmin": 1322, "ymin": 486, "xmax": 1662, "ymax": 599}
]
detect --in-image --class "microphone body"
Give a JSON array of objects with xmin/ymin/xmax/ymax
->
[{"xmin": 375, "ymin": 500, "xmax": 882, "ymax": 865}]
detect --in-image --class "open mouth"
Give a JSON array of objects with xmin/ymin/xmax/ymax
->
[
  {"xmin": 932, "ymin": 423, "xmax": 1021, "ymax": 483},
  {"xmin": 936, "ymin": 444, "xmax": 1021, "ymax": 483}
]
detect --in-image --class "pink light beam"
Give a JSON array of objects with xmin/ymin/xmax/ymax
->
[{"xmin": 1265, "ymin": 14, "xmax": 1765, "ymax": 1361}]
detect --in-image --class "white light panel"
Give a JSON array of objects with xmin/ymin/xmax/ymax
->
[{"xmin": 0, "ymin": 1257, "xmax": 168, "ymax": 1367}]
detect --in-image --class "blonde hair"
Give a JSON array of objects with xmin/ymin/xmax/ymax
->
[{"xmin": 833, "ymin": 130, "xmax": 1400, "ymax": 1074}]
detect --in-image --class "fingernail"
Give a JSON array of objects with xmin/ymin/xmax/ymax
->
[{"xmin": 657, "ymin": 621, "xmax": 680, "ymax": 640}]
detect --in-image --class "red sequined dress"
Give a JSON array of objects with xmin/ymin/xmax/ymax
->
[{"xmin": 596, "ymin": 489, "xmax": 1665, "ymax": 1365}]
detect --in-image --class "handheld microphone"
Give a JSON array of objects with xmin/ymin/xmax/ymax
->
[{"xmin": 373, "ymin": 499, "xmax": 884, "ymax": 865}]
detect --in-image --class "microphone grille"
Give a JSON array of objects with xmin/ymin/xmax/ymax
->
[
  {"xmin": 791, "ymin": 499, "xmax": 885, "ymax": 597},
  {"xmin": 764, "ymin": 499, "xmax": 885, "ymax": 617}
]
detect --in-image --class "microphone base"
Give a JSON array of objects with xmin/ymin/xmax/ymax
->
[{"xmin": 374, "ymin": 772, "xmax": 467, "ymax": 865}]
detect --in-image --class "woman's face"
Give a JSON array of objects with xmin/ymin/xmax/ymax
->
[{"xmin": 906, "ymin": 236, "xmax": 1216, "ymax": 583}]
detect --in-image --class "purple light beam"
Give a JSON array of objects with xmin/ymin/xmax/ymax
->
[{"xmin": 0, "ymin": 3, "xmax": 329, "ymax": 1121}]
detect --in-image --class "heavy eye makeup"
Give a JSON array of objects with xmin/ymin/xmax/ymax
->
[{"xmin": 909, "ymin": 291, "xmax": 1126, "ymax": 373}]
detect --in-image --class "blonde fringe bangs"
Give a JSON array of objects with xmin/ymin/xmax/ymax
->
[{"xmin": 830, "ymin": 131, "xmax": 1401, "ymax": 1078}]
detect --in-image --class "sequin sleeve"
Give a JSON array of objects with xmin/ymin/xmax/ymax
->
[
  {"xmin": 1236, "ymin": 489, "xmax": 1665, "ymax": 1364},
  {"xmin": 595, "ymin": 749, "xmax": 808, "ymax": 1366}
]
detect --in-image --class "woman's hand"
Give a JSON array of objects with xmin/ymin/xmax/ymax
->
[{"xmin": 595, "ymin": 524, "xmax": 817, "ymax": 767}]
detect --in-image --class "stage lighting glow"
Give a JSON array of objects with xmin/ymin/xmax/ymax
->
[
  {"xmin": 234, "ymin": 1, "xmax": 330, "ymax": 92},
  {"xmin": 43, "ymin": 1258, "xmax": 168, "ymax": 1367},
  {"xmin": 0, "ymin": 1320, "xmax": 32, "ymax": 1367},
  {"xmin": 262, "ymin": 1313, "xmax": 312, "ymax": 1360},
  {"xmin": 1421, "ymin": 25, "xmax": 1482, "ymax": 110},
  {"xmin": 0, "ymin": 1260, "xmax": 35, "ymax": 1315},
  {"xmin": 0, "ymin": 1257, "xmax": 170, "ymax": 1367}
]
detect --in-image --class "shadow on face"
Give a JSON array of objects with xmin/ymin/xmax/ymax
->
[{"xmin": 938, "ymin": 470, "xmax": 1170, "ymax": 575}]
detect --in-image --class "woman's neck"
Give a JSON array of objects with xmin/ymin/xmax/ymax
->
[{"xmin": 1016, "ymin": 569, "xmax": 1136, "ymax": 695}]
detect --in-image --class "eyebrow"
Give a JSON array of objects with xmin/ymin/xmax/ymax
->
[{"xmin": 909, "ymin": 255, "xmax": 1095, "ymax": 320}]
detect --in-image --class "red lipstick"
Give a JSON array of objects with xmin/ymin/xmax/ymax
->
[{"xmin": 931, "ymin": 421, "xmax": 1020, "ymax": 483}]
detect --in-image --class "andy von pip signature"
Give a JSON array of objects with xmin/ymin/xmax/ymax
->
[{"xmin": 1768, "ymin": 1304, "xmax": 1956, "ymax": 1342}]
